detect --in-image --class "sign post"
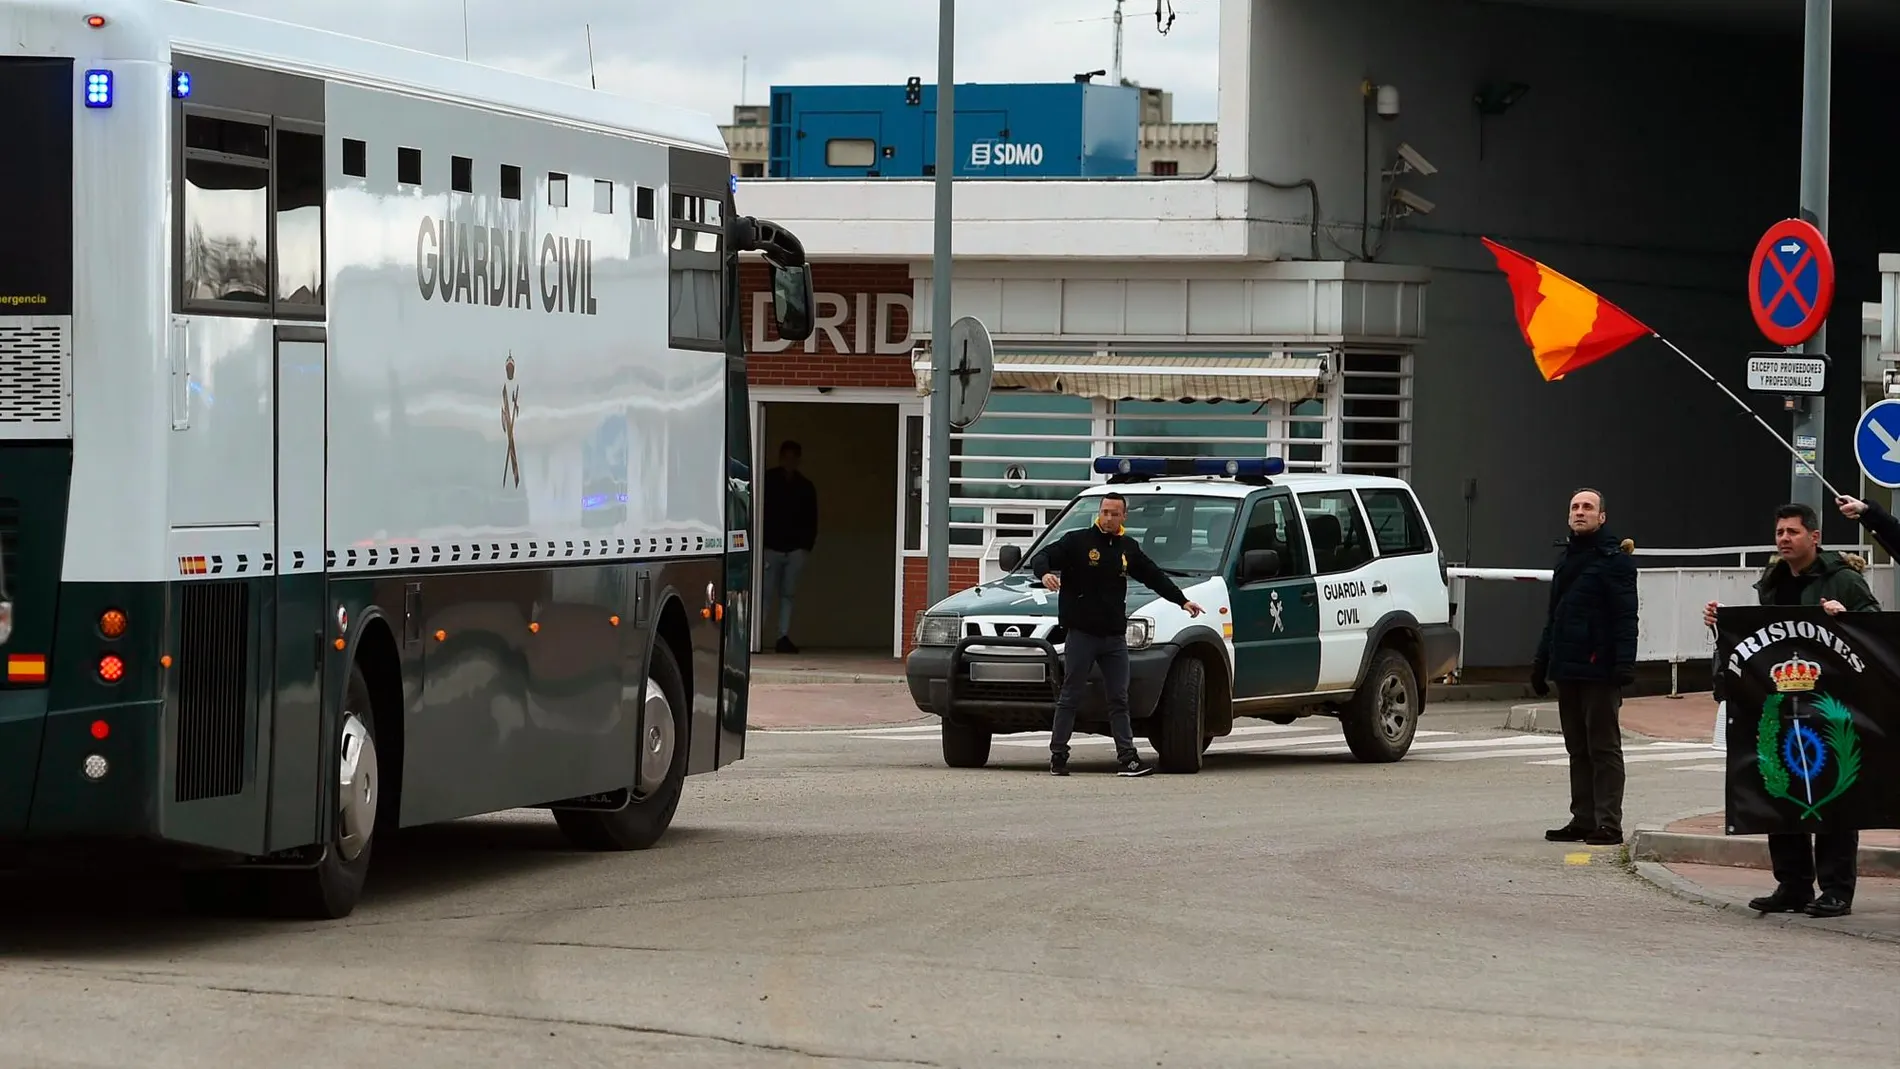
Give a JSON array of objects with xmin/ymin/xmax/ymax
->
[
  {"xmin": 926, "ymin": 0, "xmax": 956, "ymax": 607},
  {"xmin": 1748, "ymin": 215, "xmax": 1836, "ymax": 512}
]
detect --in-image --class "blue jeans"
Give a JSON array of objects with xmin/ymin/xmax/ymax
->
[
  {"xmin": 1052, "ymin": 629, "xmax": 1135, "ymax": 762},
  {"xmin": 761, "ymin": 548, "xmax": 809, "ymax": 639}
]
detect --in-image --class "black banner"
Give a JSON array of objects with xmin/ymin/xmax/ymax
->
[{"xmin": 1717, "ymin": 606, "xmax": 1900, "ymax": 834}]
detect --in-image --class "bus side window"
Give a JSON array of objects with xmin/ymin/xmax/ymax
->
[{"xmin": 274, "ymin": 125, "xmax": 324, "ymax": 312}]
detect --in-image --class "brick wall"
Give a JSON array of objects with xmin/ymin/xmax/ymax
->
[
  {"xmin": 899, "ymin": 555, "xmax": 982, "ymax": 657},
  {"xmin": 741, "ymin": 261, "xmax": 916, "ymax": 389}
]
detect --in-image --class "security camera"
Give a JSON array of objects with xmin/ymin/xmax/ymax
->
[
  {"xmin": 1392, "ymin": 188, "xmax": 1435, "ymax": 215},
  {"xmin": 1395, "ymin": 142, "xmax": 1437, "ymax": 177},
  {"xmin": 1375, "ymin": 84, "xmax": 1400, "ymax": 119}
]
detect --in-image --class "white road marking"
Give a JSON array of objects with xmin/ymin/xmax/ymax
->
[{"xmin": 772, "ymin": 720, "xmax": 1722, "ymax": 770}]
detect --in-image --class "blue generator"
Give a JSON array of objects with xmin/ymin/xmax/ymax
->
[{"xmin": 767, "ymin": 81, "xmax": 1139, "ymax": 179}]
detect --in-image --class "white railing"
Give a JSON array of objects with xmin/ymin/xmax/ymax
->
[{"xmin": 1447, "ymin": 545, "xmax": 1894, "ymax": 692}]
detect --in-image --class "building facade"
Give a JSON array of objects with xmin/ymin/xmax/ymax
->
[{"xmin": 733, "ymin": 0, "xmax": 1900, "ymax": 667}]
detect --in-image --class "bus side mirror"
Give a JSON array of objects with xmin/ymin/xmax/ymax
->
[
  {"xmin": 772, "ymin": 263, "xmax": 815, "ymax": 342},
  {"xmin": 998, "ymin": 544, "xmax": 1022, "ymax": 572}
]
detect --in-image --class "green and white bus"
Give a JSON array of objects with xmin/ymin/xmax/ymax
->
[{"xmin": 0, "ymin": 0, "xmax": 814, "ymax": 918}]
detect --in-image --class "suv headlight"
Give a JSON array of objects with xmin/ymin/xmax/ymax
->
[
  {"xmin": 914, "ymin": 613, "xmax": 961, "ymax": 646},
  {"xmin": 1125, "ymin": 616, "xmax": 1153, "ymax": 650}
]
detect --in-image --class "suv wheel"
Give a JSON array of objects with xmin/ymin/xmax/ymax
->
[
  {"xmin": 1153, "ymin": 655, "xmax": 1206, "ymax": 774},
  {"xmin": 1340, "ymin": 647, "xmax": 1419, "ymax": 763},
  {"xmin": 942, "ymin": 719, "xmax": 992, "ymax": 768}
]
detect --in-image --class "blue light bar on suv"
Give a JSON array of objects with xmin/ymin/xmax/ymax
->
[{"xmin": 1092, "ymin": 456, "xmax": 1287, "ymax": 478}]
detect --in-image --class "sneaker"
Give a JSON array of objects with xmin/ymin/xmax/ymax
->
[
  {"xmin": 1050, "ymin": 754, "xmax": 1069, "ymax": 777},
  {"xmin": 1115, "ymin": 756, "xmax": 1153, "ymax": 777}
]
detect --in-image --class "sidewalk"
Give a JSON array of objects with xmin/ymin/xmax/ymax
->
[
  {"xmin": 1506, "ymin": 691, "xmax": 1718, "ymax": 742},
  {"xmin": 1635, "ymin": 861, "xmax": 1900, "ymax": 944},
  {"xmin": 747, "ymin": 682, "xmax": 927, "ymax": 731}
]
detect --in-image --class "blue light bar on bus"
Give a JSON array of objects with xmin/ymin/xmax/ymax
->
[
  {"xmin": 1092, "ymin": 456, "xmax": 1287, "ymax": 478},
  {"xmin": 83, "ymin": 69, "xmax": 113, "ymax": 108},
  {"xmin": 172, "ymin": 69, "xmax": 192, "ymax": 99}
]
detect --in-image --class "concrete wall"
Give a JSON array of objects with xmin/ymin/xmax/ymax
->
[{"xmin": 1229, "ymin": 0, "xmax": 1900, "ymax": 665}]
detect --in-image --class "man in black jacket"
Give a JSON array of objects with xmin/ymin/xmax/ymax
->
[
  {"xmin": 1031, "ymin": 492, "xmax": 1204, "ymax": 777},
  {"xmin": 1836, "ymin": 494, "xmax": 1900, "ymax": 557},
  {"xmin": 761, "ymin": 441, "xmax": 818, "ymax": 654},
  {"xmin": 1532, "ymin": 488, "xmax": 1639, "ymax": 846}
]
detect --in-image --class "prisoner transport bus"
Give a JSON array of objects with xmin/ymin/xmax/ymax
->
[{"xmin": 0, "ymin": 0, "xmax": 816, "ymax": 918}]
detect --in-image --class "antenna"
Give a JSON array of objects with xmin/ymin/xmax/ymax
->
[
  {"xmin": 1112, "ymin": 0, "xmax": 1123, "ymax": 84},
  {"xmin": 741, "ymin": 54, "xmax": 748, "ymax": 105},
  {"xmin": 584, "ymin": 23, "xmax": 597, "ymax": 89},
  {"xmin": 462, "ymin": 0, "xmax": 469, "ymax": 60}
]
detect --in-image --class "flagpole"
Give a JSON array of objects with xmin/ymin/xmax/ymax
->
[{"xmin": 1651, "ymin": 333, "xmax": 1848, "ymax": 500}]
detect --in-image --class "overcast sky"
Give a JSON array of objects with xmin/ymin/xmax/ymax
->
[{"xmin": 201, "ymin": 1, "xmax": 1222, "ymax": 123}]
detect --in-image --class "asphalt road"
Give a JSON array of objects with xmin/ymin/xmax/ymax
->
[{"xmin": 2, "ymin": 702, "xmax": 1895, "ymax": 1068}]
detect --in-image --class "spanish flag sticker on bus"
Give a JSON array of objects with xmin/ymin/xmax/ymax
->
[{"xmin": 7, "ymin": 654, "xmax": 48, "ymax": 684}]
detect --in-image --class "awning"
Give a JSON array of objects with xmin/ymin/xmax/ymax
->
[{"xmin": 909, "ymin": 350, "xmax": 1331, "ymax": 403}]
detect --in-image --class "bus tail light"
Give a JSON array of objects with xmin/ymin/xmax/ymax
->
[
  {"xmin": 97, "ymin": 653, "xmax": 125, "ymax": 684},
  {"xmin": 99, "ymin": 608, "xmax": 128, "ymax": 639}
]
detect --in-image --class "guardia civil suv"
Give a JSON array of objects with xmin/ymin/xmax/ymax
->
[{"xmin": 904, "ymin": 456, "xmax": 1461, "ymax": 773}]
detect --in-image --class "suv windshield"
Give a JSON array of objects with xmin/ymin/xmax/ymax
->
[{"xmin": 1014, "ymin": 493, "xmax": 1242, "ymax": 578}]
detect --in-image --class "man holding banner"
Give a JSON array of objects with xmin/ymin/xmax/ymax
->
[{"xmin": 1703, "ymin": 503, "xmax": 1879, "ymax": 919}]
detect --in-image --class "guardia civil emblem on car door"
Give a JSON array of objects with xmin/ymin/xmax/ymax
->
[
  {"xmin": 1758, "ymin": 654, "xmax": 1862, "ymax": 820},
  {"xmin": 1269, "ymin": 591, "xmax": 1285, "ymax": 633}
]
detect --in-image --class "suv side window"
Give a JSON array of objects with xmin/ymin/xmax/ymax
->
[
  {"xmin": 1298, "ymin": 490, "xmax": 1376, "ymax": 575},
  {"xmin": 1357, "ymin": 488, "xmax": 1432, "ymax": 557},
  {"xmin": 1235, "ymin": 492, "xmax": 1310, "ymax": 581}
]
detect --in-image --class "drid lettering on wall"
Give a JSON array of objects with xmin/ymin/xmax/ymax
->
[{"xmin": 751, "ymin": 290, "xmax": 914, "ymax": 355}]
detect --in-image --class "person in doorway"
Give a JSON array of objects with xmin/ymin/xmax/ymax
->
[
  {"xmin": 761, "ymin": 440, "xmax": 817, "ymax": 654},
  {"xmin": 1030, "ymin": 493, "xmax": 1205, "ymax": 778},
  {"xmin": 1531, "ymin": 488, "xmax": 1638, "ymax": 847},
  {"xmin": 1703, "ymin": 502, "xmax": 1876, "ymax": 919}
]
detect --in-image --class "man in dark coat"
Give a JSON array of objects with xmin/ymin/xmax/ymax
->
[
  {"xmin": 761, "ymin": 440, "xmax": 818, "ymax": 654},
  {"xmin": 1704, "ymin": 502, "xmax": 1877, "ymax": 919},
  {"xmin": 1532, "ymin": 488, "xmax": 1639, "ymax": 846},
  {"xmin": 1835, "ymin": 494, "xmax": 1900, "ymax": 557}
]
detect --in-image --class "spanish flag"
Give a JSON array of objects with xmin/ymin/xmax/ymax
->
[{"xmin": 1482, "ymin": 237, "xmax": 1653, "ymax": 382}]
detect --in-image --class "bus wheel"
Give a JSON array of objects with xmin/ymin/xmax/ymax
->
[
  {"xmin": 555, "ymin": 639, "xmax": 688, "ymax": 851},
  {"xmin": 269, "ymin": 662, "xmax": 380, "ymax": 919}
]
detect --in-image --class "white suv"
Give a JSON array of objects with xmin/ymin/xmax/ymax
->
[{"xmin": 904, "ymin": 456, "xmax": 1461, "ymax": 773}]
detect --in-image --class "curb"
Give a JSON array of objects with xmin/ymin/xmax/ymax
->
[
  {"xmin": 1629, "ymin": 828, "xmax": 1900, "ymax": 877},
  {"xmin": 1631, "ymin": 860, "xmax": 1900, "ymax": 945},
  {"xmin": 1503, "ymin": 701, "xmax": 1657, "ymax": 742},
  {"xmin": 754, "ymin": 670, "xmax": 906, "ymax": 686}
]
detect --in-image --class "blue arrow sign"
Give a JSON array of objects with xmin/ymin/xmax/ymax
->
[{"xmin": 1854, "ymin": 399, "xmax": 1900, "ymax": 489}]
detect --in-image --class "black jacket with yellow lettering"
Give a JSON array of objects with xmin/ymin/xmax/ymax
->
[{"xmin": 1029, "ymin": 522, "xmax": 1189, "ymax": 638}]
